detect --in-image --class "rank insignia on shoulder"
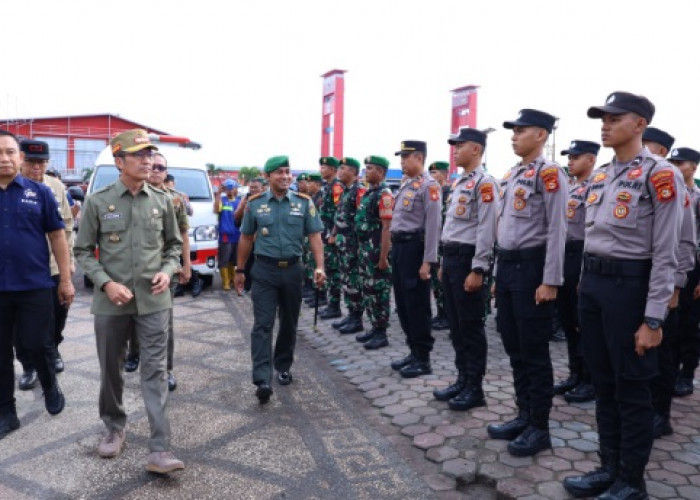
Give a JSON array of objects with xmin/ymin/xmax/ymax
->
[
  {"xmin": 650, "ymin": 170, "xmax": 676, "ymax": 202},
  {"xmin": 593, "ymin": 173, "xmax": 607, "ymax": 183}
]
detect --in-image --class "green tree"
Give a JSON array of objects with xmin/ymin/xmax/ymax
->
[
  {"xmin": 239, "ymin": 166, "xmax": 261, "ymax": 184},
  {"xmin": 82, "ymin": 167, "xmax": 93, "ymax": 182}
]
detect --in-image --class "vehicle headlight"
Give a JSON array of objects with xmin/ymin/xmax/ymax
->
[{"xmin": 193, "ymin": 225, "xmax": 218, "ymax": 241}]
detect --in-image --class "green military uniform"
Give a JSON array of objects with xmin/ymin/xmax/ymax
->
[
  {"xmin": 429, "ymin": 161, "xmax": 451, "ymax": 330},
  {"xmin": 74, "ymin": 129, "xmax": 182, "ymax": 454},
  {"xmin": 304, "ymin": 174, "xmax": 324, "ymax": 287},
  {"xmin": 355, "ymin": 156, "xmax": 394, "ymax": 348},
  {"xmin": 240, "ymin": 157, "xmax": 323, "ymax": 386},
  {"xmin": 318, "ymin": 157, "xmax": 344, "ymax": 314}
]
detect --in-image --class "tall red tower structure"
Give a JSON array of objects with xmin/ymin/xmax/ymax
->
[
  {"xmin": 449, "ymin": 85, "xmax": 479, "ymax": 174},
  {"xmin": 320, "ymin": 69, "xmax": 346, "ymax": 159}
]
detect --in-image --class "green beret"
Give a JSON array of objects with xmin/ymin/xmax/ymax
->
[
  {"xmin": 296, "ymin": 173, "xmax": 309, "ymax": 181},
  {"xmin": 264, "ymin": 155, "xmax": 290, "ymax": 173},
  {"xmin": 319, "ymin": 156, "xmax": 340, "ymax": 168},
  {"xmin": 340, "ymin": 157, "xmax": 361, "ymax": 171},
  {"xmin": 429, "ymin": 161, "xmax": 450, "ymax": 171},
  {"xmin": 364, "ymin": 155, "xmax": 390, "ymax": 170},
  {"xmin": 308, "ymin": 172, "xmax": 323, "ymax": 182}
]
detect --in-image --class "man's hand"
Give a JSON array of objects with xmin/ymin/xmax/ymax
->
[
  {"xmin": 314, "ymin": 268, "xmax": 326, "ymax": 288},
  {"xmin": 151, "ymin": 272, "xmax": 170, "ymax": 295},
  {"xmin": 464, "ymin": 272, "xmax": 483, "ymax": 293},
  {"xmin": 378, "ymin": 257, "xmax": 389, "ymax": 270},
  {"xmin": 419, "ymin": 262, "xmax": 431, "ymax": 281},
  {"xmin": 535, "ymin": 284, "xmax": 557, "ymax": 305},
  {"xmin": 179, "ymin": 264, "xmax": 192, "ymax": 284},
  {"xmin": 635, "ymin": 323, "xmax": 663, "ymax": 356},
  {"xmin": 58, "ymin": 279, "xmax": 75, "ymax": 307},
  {"xmin": 234, "ymin": 272, "xmax": 245, "ymax": 294},
  {"xmin": 694, "ymin": 284, "xmax": 700, "ymax": 300},
  {"xmin": 669, "ymin": 288, "xmax": 681, "ymax": 309},
  {"xmin": 328, "ymin": 235, "xmax": 336, "ymax": 245},
  {"xmin": 104, "ymin": 281, "xmax": 134, "ymax": 306}
]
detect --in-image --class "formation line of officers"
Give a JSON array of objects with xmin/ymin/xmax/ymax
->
[{"xmin": 235, "ymin": 91, "xmax": 698, "ymax": 500}]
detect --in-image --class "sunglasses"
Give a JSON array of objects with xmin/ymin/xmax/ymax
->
[
  {"xmin": 152, "ymin": 165, "xmax": 167, "ymax": 172},
  {"xmin": 119, "ymin": 150, "xmax": 156, "ymax": 159}
]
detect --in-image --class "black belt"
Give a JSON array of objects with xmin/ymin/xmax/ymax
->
[
  {"xmin": 256, "ymin": 255, "xmax": 300, "ymax": 268},
  {"xmin": 496, "ymin": 245, "xmax": 546, "ymax": 261},
  {"xmin": 565, "ymin": 240, "xmax": 585, "ymax": 253},
  {"xmin": 391, "ymin": 231, "xmax": 425, "ymax": 243},
  {"xmin": 583, "ymin": 253, "xmax": 651, "ymax": 277},
  {"xmin": 442, "ymin": 243, "xmax": 476, "ymax": 257}
]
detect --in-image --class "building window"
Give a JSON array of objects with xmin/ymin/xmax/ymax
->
[
  {"xmin": 35, "ymin": 136, "xmax": 68, "ymax": 171},
  {"xmin": 74, "ymin": 138, "xmax": 107, "ymax": 172}
]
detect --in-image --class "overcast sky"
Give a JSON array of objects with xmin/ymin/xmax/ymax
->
[{"xmin": 3, "ymin": 0, "xmax": 699, "ymax": 178}]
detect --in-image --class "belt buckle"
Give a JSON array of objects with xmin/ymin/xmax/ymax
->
[{"xmin": 278, "ymin": 261, "xmax": 288, "ymax": 268}]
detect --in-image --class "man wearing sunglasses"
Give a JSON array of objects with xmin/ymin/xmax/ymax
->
[{"xmin": 75, "ymin": 129, "xmax": 184, "ymax": 474}]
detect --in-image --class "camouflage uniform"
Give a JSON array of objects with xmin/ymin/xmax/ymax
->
[
  {"xmin": 356, "ymin": 181, "xmax": 394, "ymax": 329},
  {"xmin": 335, "ymin": 180, "xmax": 367, "ymax": 314},
  {"xmin": 430, "ymin": 183, "xmax": 451, "ymax": 320},
  {"xmin": 320, "ymin": 178, "xmax": 344, "ymax": 305},
  {"xmin": 304, "ymin": 190, "xmax": 323, "ymax": 283}
]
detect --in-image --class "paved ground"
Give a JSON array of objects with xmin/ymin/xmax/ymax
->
[{"xmin": 2, "ymin": 273, "xmax": 700, "ymax": 499}]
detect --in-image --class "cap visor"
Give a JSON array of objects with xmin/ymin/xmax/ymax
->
[
  {"xmin": 587, "ymin": 105, "xmax": 628, "ymax": 119},
  {"xmin": 560, "ymin": 149, "xmax": 582, "ymax": 156},
  {"xmin": 124, "ymin": 143, "xmax": 159, "ymax": 153},
  {"xmin": 447, "ymin": 138, "xmax": 465, "ymax": 146},
  {"xmin": 503, "ymin": 120, "xmax": 530, "ymax": 130},
  {"xmin": 24, "ymin": 154, "xmax": 50, "ymax": 160}
]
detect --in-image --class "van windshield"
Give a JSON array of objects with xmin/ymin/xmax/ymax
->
[{"xmin": 91, "ymin": 165, "xmax": 212, "ymax": 201}]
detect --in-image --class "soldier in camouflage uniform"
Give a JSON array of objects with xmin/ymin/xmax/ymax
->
[
  {"xmin": 302, "ymin": 173, "xmax": 324, "ymax": 300},
  {"xmin": 428, "ymin": 161, "xmax": 451, "ymax": 330},
  {"xmin": 296, "ymin": 173, "xmax": 313, "ymax": 297},
  {"xmin": 317, "ymin": 157, "xmax": 345, "ymax": 319},
  {"xmin": 330, "ymin": 158, "xmax": 367, "ymax": 334},
  {"xmin": 355, "ymin": 156, "xmax": 394, "ymax": 349}
]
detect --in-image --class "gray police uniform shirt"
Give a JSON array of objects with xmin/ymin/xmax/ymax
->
[
  {"xmin": 497, "ymin": 155, "xmax": 568, "ymax": 286},
  {"xmin": 583, "ymin": 147, "xmax": 684, "ymax": 320},
  {"xmin": 441, "ymin": 166, "xmax": 498, "ymax": 271},
  {"xmin": 675, "ymin": 184, "xmax": 697, "ymax": 287},
  {"xmin": 692, "ymin": 185, "xmax": 700, "ymax": 248},
  {"xmin": 566, "ymin": 178, "xmax": 590, "ymax": 242},
  {"xmin": 390, "ymin": 170, "xmax": 442, "ymax": 263}
]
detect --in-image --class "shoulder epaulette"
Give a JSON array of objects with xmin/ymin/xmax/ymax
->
[
  {"xmin": 294, "ymin": 192, "xmax": 311, "ymax": 200},
  {"xmin": 94, "ymin": 184, "xmax": 112, "ymax": 194},
  {"xmin": 247, "ymin": 193, "xmax": 264, "ymax": 202},
  {"xmin": 147, "ymin": 184, "xmax": 167, "ymax": 195}
]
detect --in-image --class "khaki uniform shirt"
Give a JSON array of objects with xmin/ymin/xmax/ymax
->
[
  {"xmin": 390, "ymin": 170, "xmax": 442, "ymax": 263},
  {"xmin": 43, "ymin": 175, "xmax": 73, "ymax": 276},
  {"xmin": 75, "ymin": 179, "xmax": 182, "ymax": 316},
  {"xmin": 497, "ymin": 155, "xmax": 568, "ymax": 286},
  {"xmin": 441, "ymin": 167, "xmax": 498, "ymax": 270},
  {"xmin": 165, "ymin": 187, "xmax": 190, "ymax": 232},
  {"xmin": 583, "ymin": 148, "xmax": 684, "ymax": 319}
]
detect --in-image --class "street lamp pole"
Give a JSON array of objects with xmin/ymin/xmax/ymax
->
[{"xmin": 482, "ymin": 127, "xmax": 496, "ymax": 170}]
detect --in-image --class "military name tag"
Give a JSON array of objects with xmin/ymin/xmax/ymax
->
[{"xmin": 103, "ymin": 213, "xmax": 123, "ymax": 220}]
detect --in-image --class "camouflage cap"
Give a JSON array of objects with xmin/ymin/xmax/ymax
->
[
  {"xmin": 110, "ymin": 129, "xmax": 158, "ymax": 156},
  {"xmin": 264, "ymin": 155, "xmax": 290, "ymax": 173},
  {"xmin": 319, "ymin": 156, "xmax": 340, "ymax": 168},
  {"xmin": 364, "ymin": 155, "xmax": 390, "ymax": 170},
  {"xmin": 339, "ymin": 157, "xmax": 361, "ymax": 171},
  {"xmin": 429, "ymin": 161, "xmax": 449, "ymax": 171}
]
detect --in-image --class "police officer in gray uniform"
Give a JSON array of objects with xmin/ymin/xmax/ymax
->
[
  {"xmin": 563, "ymin": 92, "xmax": 684, "ymax": 499},
  {"xmin": 642, "ymin": 128, "xmax": 696, "ymax": 439},
  {"xmin": 389, "ymin": 141, "xmax": 442, "ymax": 378},
  {"xmin": 486, "ymin": 109, "xmax": 567, "ymax": 457},
  {"xmin": 552, "ymin": 140, "xmax": 599, "ymax": 404},
  {"xmin": 433, "ymin": 128, "xmax": 497, "ymax": 411}
]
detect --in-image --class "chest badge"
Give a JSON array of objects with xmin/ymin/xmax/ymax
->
[
  {"xmin": 513, "ymin": 198, "xmax": 526, "ymax": 211},
  {"xmin": 514, "ymin": 187, "xmax": 526, "ymax": 198},
  {"xmin": 593, "ymin": 173, "xmax": 608, "ymax": 183},
  {"xmin": 455, "ymin": 205, "xmax": 466, "ymax": 216},
  {"xmin": 614, "ymin": 204, "xmax": 629, "ymax": 219},
  {"xmin": 152, "ymin": 209, "xmax": 159, "ymax": 216},
  {"xmin": 628, "ymin": 167, "xmax": 643, "ymax": 180},
  {"xmin": 616, "ymin": 191, "xmax": 632, "ymax": 203},
  {"xmin": 524, "ymin": 168, "xmax": 535, "ymax": 178},
  {"xmin": 587, "ymin": 193, "xmax": 599, "ymax": 204},
  {"xmin": 108, "ymin": 205, "xmax": 116, "ymax": 212},
  {"xmin": 109, "ymin": 233, "xmax": 120, "ymax": 242},
  {"xmin": 261, "ymin": 227, "xmax": 269, "ymax": 236},
  {"xmin": 465, "ymin": 180, "xmax": 475, "ymax": 189}
]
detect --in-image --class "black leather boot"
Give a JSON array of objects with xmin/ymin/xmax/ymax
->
[
  {"xmin": 318, "ymin": 302, "xmax": 342, "ymax": 319},
  {"xmin": 487, "ymin": 409, "xmax": 529, "ymax": 440},
  {"xmin": 653, "ymin": 413, "xmax": 673, "ymax": 439},
  {"xmin": 448, "ymin": 381, "xmax": 486, "ymax": 411},
  {"xmin": 433, "ymin": 372, "xmax": 466, "ymax": 401},
  {"xmin": 391, "ymin": 354, "xmax": 415, "ymax": 371},
  {"xmin": 338, "ymin": 312, "xmax": 363, "ymax": 334},
  {"xmin": 356, "ymin": 328, "xmax": 375, "ymax": 343},
  {"xmin": 332, "ymin": 315, "xmax": 351, "ymax": 329},
  {"xmin": 507, "ymin": 425, "xmax": 551, "ymax": 457},
  {"xmin": 363, "ymin": 328, "xmax": 388, "ymax": 350},
  {"xmin": 564, "ymin": 381, "xmax": 596, "ymax": 403},
  {"xmin": 563, "ymin": 447, "xmax": 618, "ymax": 498},
  {"xmin": 553, "ymin": 373, "xmax": 580, "ymax": 395},
  {"xmin": 596, "ymin": 461, "xmax": 648, "ymax": 499}
]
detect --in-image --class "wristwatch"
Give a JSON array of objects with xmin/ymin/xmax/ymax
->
[
  {"xmin": 644, "ymin": 317, "xmax": 662, "ymax": 330},
  {"xmin": 235, "ymin": 269, "xmax": 245, "ymax": 274},
  {"xmin": 471, "ymin": 267, "xmax": 485, "ymax": 275}
]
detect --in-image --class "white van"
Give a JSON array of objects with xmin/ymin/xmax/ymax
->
[{"xmin": 87, "ymin": 135, "xmax": 219, "ymax": 285}]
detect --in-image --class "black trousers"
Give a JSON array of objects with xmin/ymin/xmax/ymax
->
[
  {"xmin": 441, "ymin": 252, "xmax": 487, "ymax": 382},
  {"xmin": 673, "ymin": 261, "xmax": 700, "ymax": 379},
  {"xmin": 1, "ymin": 288, "xmax": 56, "ymax": 414},
  {"xmin": 495, "ymin": 254, "xmax": 553, "ymax": 427},
  {"xmin": 250, "ymin": 259, "xmax": 303, "ymax": 383},
  {"xmin": 391, "ymin": 239, "xmax": 434, "ymax": 361},
  {"xmin": 579, "ymin": 267, "xmax": 656, "ymax": 468},
  {"xmin": 554, "ymin": 244, "xmax": 589, "ymax": 381},
  {"xmin": 14, "ymin": 275, "xmax": 66, "ymax": 372}
]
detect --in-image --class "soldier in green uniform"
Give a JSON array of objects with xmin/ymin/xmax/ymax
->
[
  {"xmin": 428, "ymin": 161, "xmax": 451, "ymax": 330},
  {"xmin": 354, "ymin": 156, "xmax": 394, "ymax": 349},
  {"xmin": 316, "ymin": 157, "xmax": 345, "ymax": 318},
  {"xmin": 296, "ymin": 173, "xmax": 313, "ymax": 296},
  {"xmin": 330, "ymin": 157, "xmax": 367, "ymax": 334},
  {"xmin": 74, "ymin": 129, "xmax": 184, "ymax": 474},
  {"xmin": 234, "ymin": 156, "xmax": 325, "ymax": 404},
  {"xmin": 302, "ymin": 173, "xmax": 324, "ymax": 300}
]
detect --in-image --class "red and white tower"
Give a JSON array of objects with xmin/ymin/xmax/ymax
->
[
  {"xmin": 320, "ymin": 69, "xmax": 346, "ymax": 159},
  {"xmin": 449, "ymin": 85, "xmax": 479, "ymax": 175}
]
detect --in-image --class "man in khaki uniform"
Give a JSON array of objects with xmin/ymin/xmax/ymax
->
[
  {"xmin": 75, "ymin": 129, "xmax": 183, "ymax": 474},
  {"xmin": 15, "ymin": 140, "xmax": 74, "ymax": 389}
]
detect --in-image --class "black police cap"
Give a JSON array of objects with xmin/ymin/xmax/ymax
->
[
  {"xmin": 503, "ymin": 109, "xmax": 557, "ymax": 133},
  {"xmin": 395, "ymin": 140, "xmax": 427, "ymax": 156},
  {"xmin": 669, "ymin": 147, "xmax": 700, "ymax": 164},
  {"xmin": 448, "ymin": 128, "xmax": 487, "ymax": 147},
  {"xmin": 587, "ymin": 91, "xmax": 655, "ymax": 123},
  {"xmin": 642, "ymin": 127, "xmax": 675, "ymax": 151},
  {"xmin": 20, "ymin": 139, "xmax": 50, "ymax": 159},
  {"xmin": 560, "ymin": 140, "xmax": 600, "ymax": 156}
]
